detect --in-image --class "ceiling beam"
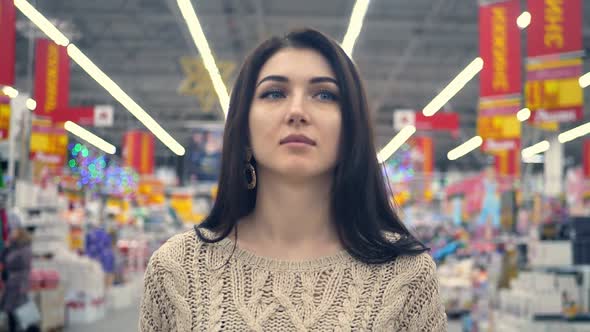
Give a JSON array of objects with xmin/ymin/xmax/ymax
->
[{"xmin": 371, "ymin": 0, "xmax": 449, "ymax": 114}]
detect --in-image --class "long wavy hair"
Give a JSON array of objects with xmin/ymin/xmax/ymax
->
[{"xmin": 196, "ymin": 28, "xmax": 427, "ymax": 264}]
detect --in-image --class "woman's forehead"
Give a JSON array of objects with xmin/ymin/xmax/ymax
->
[{"xmin": 257, "ymin": 48, "xmax": 336, "ymax": 82}]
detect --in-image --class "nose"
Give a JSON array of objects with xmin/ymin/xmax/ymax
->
[
  {"xmin": 286, "ymin": 94, "xmax": 309, "ymax": 125},
  {"xmin": 288, "ymin": 113, "xmax": 307, "ymax": 125}
]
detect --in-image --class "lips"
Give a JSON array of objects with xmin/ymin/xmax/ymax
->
[{"xmin": 280, "ymin": 134, "xmax": 316, "ymax": 146}]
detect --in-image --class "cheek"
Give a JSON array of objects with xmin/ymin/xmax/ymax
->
[
  {"xmin": 328, "ymin": 116, "xmax": 342, "ymax": 150},
  {"xmin": 248, "ymin": 107, "xmax": 274, "ymax": 151}
]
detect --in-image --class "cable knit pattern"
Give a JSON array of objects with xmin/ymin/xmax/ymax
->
[{"xmin": 139, "ymin": 230, "xmax": 447, "ymax": 331}]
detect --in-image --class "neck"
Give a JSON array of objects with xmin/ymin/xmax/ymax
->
[{"xmin": 242, "ymin": 167, "xmax": 338, "ymax": 248}]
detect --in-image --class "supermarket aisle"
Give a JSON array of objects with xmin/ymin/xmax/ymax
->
[{"xmin": 65, "ymin": 301, "xmax": 141, "ymax": 332}]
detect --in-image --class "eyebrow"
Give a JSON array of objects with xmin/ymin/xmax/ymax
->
[{"xmin": 256, "ymin": 75, "xmax": 339, "ymax": 88}]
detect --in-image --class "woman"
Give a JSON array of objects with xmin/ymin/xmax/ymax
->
[
  {"xmin": 140, "ymin": 28, "xmax": 447, "ymax": 331},
  {"xmin": 1, "ymin": 213, "xmax": 33, "ymax": 332}
]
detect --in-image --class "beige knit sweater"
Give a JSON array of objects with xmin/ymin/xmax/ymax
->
[{"xmin": 139, "ymin": 230, "xmax": 447, "ymax": 331}]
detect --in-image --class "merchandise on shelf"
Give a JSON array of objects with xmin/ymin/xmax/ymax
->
[
  {"xmin": 29, "ymin": 268, "xmax": 60, "ymax": 291},
  {"xmin": 32, "ymin": 286, "xmax": 65, "ymax": 332},
  {"xmin": 85, "ymin": 226, "xmax": 115, "ymax": 274},
  {"xmin": 28, "ymin": 268, "xmax": 65, "ymax": 332},
  {"xmin": 34, "ymin": 248, "xmax": 106, "ymax": 325}
]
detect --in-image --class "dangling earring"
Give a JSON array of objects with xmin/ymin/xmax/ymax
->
[{"xmin": 244, "ymin": 148, "xmax": 257, "ymax": 190}]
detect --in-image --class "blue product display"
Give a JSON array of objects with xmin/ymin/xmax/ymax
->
[{"xmin": 85, "ymin": 228, "xmax": 115, "ymax": 273}]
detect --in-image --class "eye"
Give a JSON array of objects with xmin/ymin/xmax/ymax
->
[
  {"xmin": 259, "ymin": 89, "xmax": 285, "ymax": 100},
  {"xmin": 314, "ymin": 90, "xmax": 339, "ymax": 102}
]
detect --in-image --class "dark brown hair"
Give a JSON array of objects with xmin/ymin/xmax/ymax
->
[{"xmin": 196, "ymin": 28, "xmax": 427, "ymax": 264}]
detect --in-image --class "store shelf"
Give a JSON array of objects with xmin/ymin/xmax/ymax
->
[
  {"xmin": 493, "ymin": 310, "xmax": 590, "ymax": 332},
  {"xmin": 24, "ymin": 206, "xmax": 59, "ymax": 213},
  {"xmin": 524, "ymin": 265, "xmax": 590, "ymax": 274}
]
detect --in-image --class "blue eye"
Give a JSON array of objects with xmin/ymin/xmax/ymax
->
[
  {"xmin": 315, "ymin": 91, "xmax": 339, "ymax": 101},
  {"xmin": 260, "ymin": 90, "xmax": 285, "ymax": 100}
]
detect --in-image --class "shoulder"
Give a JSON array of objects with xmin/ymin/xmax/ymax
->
[
  {"xmin": 372, "ymin": 253, "xmax": 446, "ymax": 330},
  {"xmin": 141, "ymin": 231, "xmax": 197, "ymax": 331},
  {"xmin": 393, "ymin": 252, "xmax": 437, "ymax": 280},
  {"xmin": 371, "ymin": 252, "xmax": 439, "ymax": 319},
  {"xmin": 148, "ymin": 230, "xmax": 199, "ymax": 272},
  {"xmin": 382, "ymin": 230, "xmax": 432, "ymax": 268},
  {"xmin": 361, "ymin": 229, "xmax": 435, "ymax": 281},
  {"xmin": 375, "ymin": 251, "xmax": 438, "ymax": 289}
]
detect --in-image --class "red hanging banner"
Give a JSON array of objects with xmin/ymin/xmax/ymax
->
[
  {"xmin": 479, "ymin": 0, "xmax": 522, "ymax": 98},
  {"xmin": 494, "ymin": 144, "xmax": 520, "ymax": 178},
  {"xmin": 410, "ymin": 136, "xmax": 434, "ymax": 174},
  {"xmin": 478, "ymin": 0, "xmax": 522, "ymax": 143},
  {"xmin": 525, "ymin": 0, "xmax": 584, "ymax": 125},
  {"xmin": 394, "ymin": 110, "xmax": 460, "ymax": 137},
  {"xmin": 527, "ymin": 0, "xmax": 583, "ymax": 58},
  {"xmin": 51, "ymin": 106, "xmax": 95, "ymax": 125},
  {"xmin": 123, "ymin": 131, "xmax": 154, "ymax": 175},
  {"xmin": 33, "ymin": 39, "xmax": 70, "ymax": 118},
  {"xmin": 141, "ymin": 132, "xmax": 155, "ymax": 175},
  {"xmin": 49, "ymin": 105, "xmax": 114, "ymax": 127},
  {"xmin": 415, "ymin": 112, "xmax": 460, "ymax": 136},
  {"xmin": 0, "ymin": 0, "xmax": 16, "ymax": 86},
  {"xmin": 583, "ymin": 140, "xmax": 590, "ymax": 178}
]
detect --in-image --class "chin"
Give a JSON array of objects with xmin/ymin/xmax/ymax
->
[
  {"xmin": 273, "ymin": 161, "xmax": 334, "ymax": 179},
  {"xmin": 278, "ymin": 163, "xmax": 318, "ymax": 177}
]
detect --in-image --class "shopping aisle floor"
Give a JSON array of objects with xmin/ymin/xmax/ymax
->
[
  {"xmin": 65, "ymin": 301, "xmax": 140, "ymax": 332},
  {"xmin": 64, "ymin": 302, "xmax": 461, "ymax": 331}
]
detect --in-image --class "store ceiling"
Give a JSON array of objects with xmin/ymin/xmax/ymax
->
[{"xmin": 11, "ymin": 0, "xmax": 590, "ymax": 171}]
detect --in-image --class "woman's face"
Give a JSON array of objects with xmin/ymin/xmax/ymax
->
[{"xmin": 249, "ymin": 48, "xmax": 342, "ymax": 180}]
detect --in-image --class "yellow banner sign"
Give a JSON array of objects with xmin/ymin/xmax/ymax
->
[
  {"xmin": 0, "ymin": 99, "xmax": 9, "ymax": 140},
  {"xmin": 525, "ymin": 78, "xmax": 582, "ymax": 111},
  {"xmin": 477, "ymin": 115, "xmax": 521, "ymax": 139},
  {"xmin": 30, "ymin": 119, "xmax": 68, "ymax": 164},
  {"xmin": 525, "ymin": 58, "xmax": 583, "ymax": 129}
]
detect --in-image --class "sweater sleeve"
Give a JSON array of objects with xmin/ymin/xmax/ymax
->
[
  {"xmin": 375, "ymin": 253, "xmax": 447, "ymax": 331},
  {"xmin": 404, "ymin": 254, "xmax": 447, "ymax": 331},
  {"xmin": 139, "ymin": 233, "xmax": 193, "ymax": 332},
  {"xmin": 139, "ymin": 251, "xmax": 182, "ymax": 332},
  {"xmin": 139, "ymin": 254, "xmax": 163, "ymax": 332}
]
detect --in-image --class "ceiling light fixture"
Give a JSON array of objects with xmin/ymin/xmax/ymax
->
[
  {"xmin": 447, "ymin": 136, "xmax": 483, "ymax": 160},
  {"xmin": 516, "ymin": 11, "xmax": 531, "ymax": 29},
  {"xmin": 13, "ymin": 0, "xmax": 69, "ymax": 46},
  {"xmin": 25, "ymin": 98, "xmax": 36, "ymax": 111},
  {"xmin": 580, "ymin": 72, "xmax": 590, "ymax": 88},
  {"xmin": 558, "ymin": 122, "xmax": 590, "ymax": 143},
  {"xmin": 15, "ymin": 0, "xmax": 185, "ymax": 155},
  {"xmin": 423, "ymin": 57, "xmax": 484, "ymax": 116},
  {"xmin": 66, "ymin": 44, "xmax": 185, "ymax": 156},
  {"xmin": 341, "ymin": 0, "xmax": 370, "ymax": 57},
  {"xmin": 516, "ymin": 108, "xmax": 531, "ymax": 122},
  {"xmin": 64, "ymin": 121, "xmax": 116, "ymax": 154},
  {"xmin": 377, "ymin": 125, "xmax": 416, "ymax": 164},
  {"xmin": 1, "ymin": 86, "xmax": 19, "ymax": 98},
  {"xmin": 521, "ymin": 140, "xmax": 550, "ymax": 159},
  {"xmin": 177, "ymin": 0, "xmax": 230, "ymax": 117}
]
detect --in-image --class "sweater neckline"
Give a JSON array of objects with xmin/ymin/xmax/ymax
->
[{"xmin": 210, "ymin": 231, "xmax": 353, "ymax": 272}]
